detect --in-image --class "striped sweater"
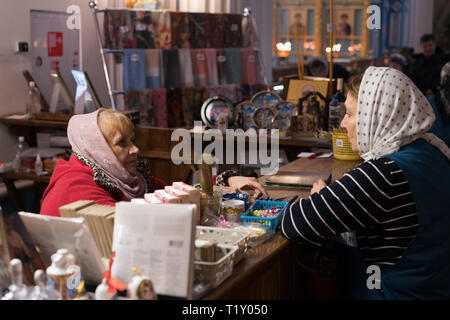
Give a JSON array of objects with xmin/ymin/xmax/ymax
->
[{"xmin": 280, "ymin": 157, "xmax": 419, "ymax": 266}]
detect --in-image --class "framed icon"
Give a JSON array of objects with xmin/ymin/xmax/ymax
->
[
  {"xmin": 252, "ymin": 107, "xmax": 276, "ymax": 129},
  {"xmin": 251, "ymin": 90, "xmax": 282, "ymax": 108}
]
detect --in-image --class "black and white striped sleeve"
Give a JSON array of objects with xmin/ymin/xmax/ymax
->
[{"xmin": 280, "ymin": 158, "xmax": 418, "ymax": 248}]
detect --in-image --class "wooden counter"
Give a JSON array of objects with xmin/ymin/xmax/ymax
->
[{"xmin": 203, "ymin": 233, "xmax": 295, "ymax": 299}]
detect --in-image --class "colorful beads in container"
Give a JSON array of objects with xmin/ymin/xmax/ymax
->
[{"xmin": 252, "ymin": 208, "xmax": 281, "ymax": 218}]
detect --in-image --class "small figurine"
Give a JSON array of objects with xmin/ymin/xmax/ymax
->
[
  {"xmin": 95, "ymin": 278, "xmax": 117, "ymax": 300},
  {"xmin": 306, "ymin": 96, "xmax": 322, "ymax": 131},
  {"xmin": 46, "ymin": 253, "xmax": 73, "ymax": 300},
  {"xmin": 217, "ymin": 113, "xmax": 227, "ymax": 134},
  {"xmin": 31, "ymin": 270, "xmax": 61, "ymax": 300},
  {"xmin": 65, "ymin": 253, "xmax": 83, "ymax": 299},
  {"xmin": 127, "ymin": 268, "xmax": 157, "ymax": 300},
  {"xmin": 95, "ymin": 252, "xmax": 126, "ymax": 300}
]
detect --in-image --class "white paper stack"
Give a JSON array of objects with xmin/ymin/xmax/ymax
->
[{"xmin": 111, "ymin": 202, "xmax": 196, "ymax": 299}]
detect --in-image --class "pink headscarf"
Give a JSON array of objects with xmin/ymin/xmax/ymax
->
[{"xmin": 67, "ymin": 109, "xmax": 147, "ymax": 200}]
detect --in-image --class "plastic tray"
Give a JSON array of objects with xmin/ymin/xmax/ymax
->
[
  {"xmin": 196, "ymin": 226, "xmax": 250, "ymax": 265},
  {"xmin": 194, "ymin": 244, "xmax": 238, "ymax": 288},
  {"xmin": 240, "ymin": 200, "xmax": 288, "ymax": 231}
]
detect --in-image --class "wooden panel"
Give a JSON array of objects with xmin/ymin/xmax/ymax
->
[
  {"xmin": 135, "ymin": 126, "xmax": 193, "ymax": 185},
  {"xmin": 203, "ymin": 234, "xmax": 296, "ymax": 300}
]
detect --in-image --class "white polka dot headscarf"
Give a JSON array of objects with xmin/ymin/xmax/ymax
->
[{"xmin": 356, "ymin": 67, "xmax": 450, "ymax": 161}]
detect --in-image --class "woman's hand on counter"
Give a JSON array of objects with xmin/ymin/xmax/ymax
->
[
  {"xmin": 310, "ymin": 179, "xmax": 328, "ymax": 195},
  {"xmin": 217, "ymin": 185, "xmax": 240, "ymax": 194},
  {"xmin": 227, "ymin": 176, "xmax": 269, "ymax": 201}
]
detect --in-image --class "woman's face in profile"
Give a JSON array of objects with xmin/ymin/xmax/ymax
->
[
  {"xmin": 107, "ymin": 130, "xmax": 139, "ymax": 175},
  {"xmin": 341, "ymin": 93, "xmax": 359, "ymax": 152}
]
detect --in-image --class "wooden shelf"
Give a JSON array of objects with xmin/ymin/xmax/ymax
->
[
  {"xmin": 0, "ymin": 170, "xmax": 51, "ymax": 184},
  {"xmin": 1, "ymin": 116, "xmax": 69, "ymax": 129}
]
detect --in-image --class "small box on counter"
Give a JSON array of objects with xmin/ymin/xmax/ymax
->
[
  {"xmin": 144, "ymin": 193, "xmax": 163, "ymax": 204},
  {"xmin": 154, "ymin": 190, "xmax": 181, "ymax": 204},
  {"xmin": 173, "ymin": 182, "xmax": 201, "ymax": 223},
  {"xmin": 165, "ymin": 186, "xmax": 190, "ymax": 204}
]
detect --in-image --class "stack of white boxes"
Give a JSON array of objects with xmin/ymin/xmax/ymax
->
[{"xmin": 132, "ymin": 181, "xmax": 201, "ymax": 224}]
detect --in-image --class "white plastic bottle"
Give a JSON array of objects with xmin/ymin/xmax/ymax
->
[{"xmin": 35, "ymin": 153, "xmax": 43, "ymax": 175}]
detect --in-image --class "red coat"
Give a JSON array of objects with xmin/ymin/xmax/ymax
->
[{"xmin": 40, "ymin": 154, "xmax": 166, "ymax": 217}]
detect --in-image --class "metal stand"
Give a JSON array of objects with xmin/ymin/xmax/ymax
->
[
  {"xmin": 49, "ymin": 82, "xmax": 74, "ymax": 113},
  {"xmin": 89, "ymin": 1, "xmax": 122, "ymax": 109},
  {"xmin": 243, "ymin": 7, "xmax": 269, "ymax": 88}
]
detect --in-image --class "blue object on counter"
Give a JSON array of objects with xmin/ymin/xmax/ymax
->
[
  {"xmin": 240, "ymin": 200, "xmax": 289, "ymax": 232},
  {"xmin": 223, "ymin": 193, "xmax": 249, "ymax": 209}
]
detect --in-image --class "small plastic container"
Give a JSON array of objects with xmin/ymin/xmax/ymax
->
[
  {"xmin": 196, "ymin": 226, "xmax": 251, "ymax": 265},
  {"xmin": 237, "ymin": 224, "xmax": 270, "ymax": 247},
  {"xmin": 221, "ymin": 199, "xmax": 245, "ymax": 223},
  {"xmin": 194, "ymin": 244, "xmax": 238, "ymax": 288},
  {"xmin": 222, "ymin": 193, "xmax": 249, "ymax": 209}
]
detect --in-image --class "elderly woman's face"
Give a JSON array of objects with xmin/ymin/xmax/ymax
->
[
  {"xmin": 107, "ymin": 130, "xmax": 139, "ymax": 175},
  {"xmin": 340, "ymin": 93, "xmax": 359, "ymax": 152}
]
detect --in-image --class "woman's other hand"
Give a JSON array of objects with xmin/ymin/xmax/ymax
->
[
  {"xmin": 311, "ymin": 179, "xmax": 328, "ymax": 195},
  {"xmin": 227, "ymin": 176, "xmax": 269, "ymax": 201}
]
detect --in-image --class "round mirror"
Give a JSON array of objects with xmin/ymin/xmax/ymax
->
[{"xmin": 200, "ymin": 96, "xmax": 234, "ymax": 128}]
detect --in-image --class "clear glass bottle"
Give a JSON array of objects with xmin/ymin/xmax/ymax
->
[
  {"xmin": 1, "ymin": 259, "xmax": 30, "ymax": 300},
  {"xmin": 12, "ymin": 136, "xmax": 25, "ymax": 173},
  {"xmin": 26, "ymin": 81, "xmax": 41, "ymax": 115},
  {"xmin": 328, "ymin": 95, "xmax": 341, "ymax": 130},
  {"xmin": 335, "ymin": 78, "xmax": 346, "ymax": 120}
]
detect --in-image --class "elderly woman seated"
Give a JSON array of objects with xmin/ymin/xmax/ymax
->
[
  {"xmin": 40, "ymin": 109, "xmax": 267, "ymax": 217},
  {"xmin": 281, "ymin": 67, "xmax": 450, "ymax": 299}
]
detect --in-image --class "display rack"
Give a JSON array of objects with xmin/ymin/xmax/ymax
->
[{"xmin": 88, "ymin": 1, "xmax": 269, "ymax": 113}]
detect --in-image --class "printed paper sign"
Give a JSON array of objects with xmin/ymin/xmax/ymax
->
[{"xmin": 47, "ymin": 32, "xmax": 63, "ymax": 57}]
